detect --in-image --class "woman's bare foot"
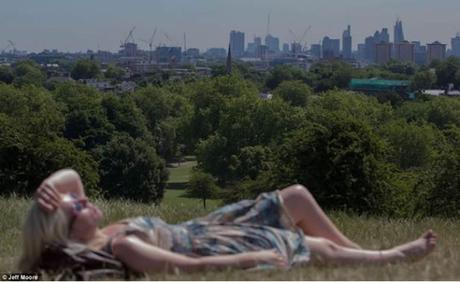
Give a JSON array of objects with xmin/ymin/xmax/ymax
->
[{"xmin": 392, "ymin": 230, "xmax": 437, "ymax": 261}]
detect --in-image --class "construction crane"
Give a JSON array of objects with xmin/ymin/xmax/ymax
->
[
  {"xmin": 289, "ymin": 26, "xmax": 311, "ymax": 54},
  {"xmin": 163, "ymin": 32, "xmax": 179, "ymax": 46},
  {"xmin": 140, "ymin": 27, "xmax": 158, "ymax": 63},
  {"xmin": 300, "ymin": 26, "xmax": 312, "ymax": 51},
  {"xmin": 1, "ymin": 40, "xmax": 16, "ymax": 54},
  {"xmin": 120, "ymin": 26, "xmax": 136, "ymax": 49}
]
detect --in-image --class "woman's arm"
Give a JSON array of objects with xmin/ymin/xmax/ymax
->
[
  {"xmin": 35, "ymin": 169, "xmax": 86, "ymax": 212},
  {"xmin": 112, "ymin": 235, "xmax": 287, "ymax": 273}
]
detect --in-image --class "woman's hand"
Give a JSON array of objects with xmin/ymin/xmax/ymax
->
[
  {"xmin": 242, "ymin": 249, "xmax": 288, "ymax": 269},
  {"xmin": 35, "ymin": 181, "xmax": 62, "ymax": 213}
]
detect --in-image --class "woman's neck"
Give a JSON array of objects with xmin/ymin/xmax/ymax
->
[{"xmin": 86, "ymin": 229, "xmax": 109, "ymax": 250}]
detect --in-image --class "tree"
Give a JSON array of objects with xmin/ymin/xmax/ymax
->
[
  {"xmin": 97, "ymin": 135, "xmax": 168, "ymax": 203},
  {"xmin": 265, "ymin": 65, "xmax": 310, "ymax": 90},
  {"xmin": 104, "ymin": 64, "xmax": 125, "ymax": 81},
  {"xmin": 273, "ymin": 114, "xmax": 394, "ymax": 214},
  {"xmin": 0, "ymin": 65, "xmax": 14, "ymax": 84},
  {"xmin": 54, "ymin": 83, "xmax": 115, "ymax": 150},
  {"xmin": 380, "ymin": 120, "xmax": 437, "ymax": 170},
  {"xmin": 71, "ymin": 59, "xmax": 100, "ymax": 80},
  {"xmin": 13, "ymin": 60, "xmax": 45, "ymax": 87},
  {"xmin": 435, "ymin": 57, "xmax": 460, "ymax": 88},
  {"xmin": 186, "ymin": 170, "xmax": 220, "ymax": 209},
  {"xmin": 412, "ymin": 70, "xmax": 436, "ymax": 91},
  {"xmin": 0, "ymin": 84, "xmax": 99, "ymax": 196},
  {"xmin": 308, "ymin": 61, "xmax": 353, "ymax": 92},
  {"xmin": 273, "ymin": 80, "xmax": 312, "ymax": 107}
]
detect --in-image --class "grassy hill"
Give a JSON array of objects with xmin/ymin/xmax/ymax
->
[
  {"xmin": 2, "ymin": 159, "xmax": 458, "ymax": 280},
  {"xmin": 1, "ymin": 194, "xmax": 459, "ymax": 280}
]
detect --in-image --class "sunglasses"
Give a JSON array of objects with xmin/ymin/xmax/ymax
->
[{"xmin": 68, "ymin": 193, "xmax": 87, "ymax": 225}]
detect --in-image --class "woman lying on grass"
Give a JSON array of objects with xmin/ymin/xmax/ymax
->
[{"xmin": 19, "ymin": 169, "xmax": 437, "ymax": 273}]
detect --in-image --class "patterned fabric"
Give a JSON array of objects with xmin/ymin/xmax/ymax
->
[{"xmin": 115, "ymin": 191, "xmax": 310, "ymax": 268}]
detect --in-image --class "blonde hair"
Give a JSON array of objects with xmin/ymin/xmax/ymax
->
[{"xmin": 18, "ymin": 202, "xmax": 71, "ymax": 272}]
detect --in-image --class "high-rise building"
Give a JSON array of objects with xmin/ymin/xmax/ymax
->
[
  {"xmin": 452, "ymin": 34, "xmax": 460, "ymax": 57},
  {"xmin": 364, "ymin": 28, "xmax": 390, "ymax": 63},
  {"xmin": 357, "ymin": 43, "xmax": 366, "ymax": 61},
  {"xmin": 427, "ymin": 41, "xmax": 446, "ymax": 63},
  {"xmin": 156, "ymin": 46, "xmax": 182, "ymax": 63},
  {"xmin": 395, "ymin": 41, "xmax": 415, "ymax": 63},
  {"xmin": 265, "ymin": 34, "xmax": 280, "ymax": 53},
  {"xmin": 342, "ymin": 25, "xmax": 352, "ymax": 59},
  {"xmin": 394, "ymin": 19, "xmax": 405, "ymax": 44},
  {"xmin": 322, "ymin": 36, "xmax": 340, "ymax": 59},
  {"xmin": 256, "ymin": 45, "xmax": 268, "ymax": 60},
  {"xmin": 282, "ymin": 43, "xmax": 290, "ymax": 53},
  {"xmin": 310, "ymin": 44, "xmax": 321, "ymax": 59},
  {"xmin": 412, "ymin": 41, "xmax": 427, "ymax": 65},
  {"xmin": 291, "ymin": 42, "xmax": 302, "ymax": 54},
  {"xmin": 376, "ymin": 42, "xmax": 392, "ymax": 65},
  {"xmin": 229, "ymin": 30, "xmax": 245, "ymax": 58}
]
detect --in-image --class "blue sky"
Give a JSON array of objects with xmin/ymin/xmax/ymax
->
[{"xmin": 1, "ymin": 0, "xmax": 459, "ymax": 53}]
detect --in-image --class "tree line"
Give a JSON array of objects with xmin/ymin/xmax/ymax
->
[{"xmin": 1, "ymin": 57, "xmax": 460, "ymax": 216}]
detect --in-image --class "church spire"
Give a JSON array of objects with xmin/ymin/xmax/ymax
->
[{"xmin": 226, "ymin": 43, "xmax": 232, "ymax": 75}]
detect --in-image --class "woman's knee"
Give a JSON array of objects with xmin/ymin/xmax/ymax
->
[
  {"xmin": 310, "ymin": 238, "xmax": 340, "ymax": 260},
  {"xmin": 281, "ymin": 184, "xmax": 314, "ymax": 203}
]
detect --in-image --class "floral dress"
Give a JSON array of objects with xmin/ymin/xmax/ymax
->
[{"xmin": 106, "ymin": 191, "xmax": 310, "ymax": 269}]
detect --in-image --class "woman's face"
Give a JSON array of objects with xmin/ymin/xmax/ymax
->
[{"xmin": 61, "ymin": 194, "xmax": 103, "ymax": 239}]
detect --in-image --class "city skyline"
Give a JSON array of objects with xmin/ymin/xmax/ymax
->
[{"xmin": 1, "ymin": 0, "xmax": 460, "ymax": 53}]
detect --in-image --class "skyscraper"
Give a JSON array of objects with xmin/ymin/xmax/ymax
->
[
  {"xmin": 394, "ymin": 19, "xmax": 405, "ymax": 44},
  {"xmin": 265, "ymin": 34, "xmax": 280, "ymax": 53},
  {"xmin": 322, "ymin": 36, "xmax": 340, "ymax": 59},
  {"xmin": 427, "ymin": 41, "xmax": 446, "ymax": 63},
  {"xmin": 342, "ymin": 25, "xmax": 352, "ymax": 59},
  {"xmin": 395, "ymin": 41, "xmax": 415, "ymax": 63},
  {"xmin": 310, "ymin": 44, "xmax": 321, "ymax": 59},
  {"xmin": 452, "ymin": 34, "xmax": 460, "ymax": 57},
  {"xmin": 282, "ymin": 43, "xmax": 290, "ymax": 53},
  {"xmin": 376, "ymin": 42, "xmax": 392, "ymax": 65},
  {"xmin": 229, "ymin": 30, "xmax": 245, "ymax": 58},
  {"xmin": 364, "ymin": 28, "xmax": 389, "ymax": 63}
]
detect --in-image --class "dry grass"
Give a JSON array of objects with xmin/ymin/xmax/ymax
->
[{"xmin": 1, "ymin": 196, "xmax": 459, "ymax": 280}]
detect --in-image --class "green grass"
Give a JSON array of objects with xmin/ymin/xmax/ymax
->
[
  {"xmin": 2, "ymin": 194, "xmax": 459, "ymax": 280},
  {"xmin": 166, "ymin": 160, "xmax": 197, "ymax": 190}
]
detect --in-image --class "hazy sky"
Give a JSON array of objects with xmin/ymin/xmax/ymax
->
[{"xmin": 1, "ymin": 0, "xmax": 460, "ymax": 53}]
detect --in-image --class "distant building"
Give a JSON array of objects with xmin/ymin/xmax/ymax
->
[
  {"xmin": 186, "ymin": 48, "xmax": 200, "ymax": 58},
  {"xmin": 357, "ymin": 43, "xmax": 366, "ymax": 61},
  {"xmin": 394, "ymin": 19, "xmax": 405, "ymax": 44},
  {"xmin": 342, "ymin": 25, "xmax": 352, "ymax": 59},
  {"xmin": 282, "ymin": 43, "xmax": 290, "ymax": 53},
  {"xmin": 256, "ymin": 45, "xmax": 268, "ymax": 60},
  {"xmin": 427, "ymin": 41, "xmax": 446, "ymax": 63},
  {"xmin": 350, "ymin": 78, "xmax": 411, "ymax": 97},
  {"xmin": 230, "ymin": 30, "xmax": 245, "ymax": 58},
  {"xmin": 452, "ymin": 34, "xmax": 460, "ymax": 57},
  {"xmin": 394, "ymin": 41, "xmax": 415, "ymax": 63},
  {"xmin": 364, "ymin": 28, "xmax": 389, "ymax": 63},
  {"xmin": 204, "ymin": 48, "xmax": 226, "ymax": 59},
  {"xmin": 120, "ymin": 42, "xmax": 138, "ymax": 57},
  {"xmin": 156, "ymin": 46, "xmax": 182, "ymax": 64},
  {"xmin": 410, "ymin": 41, "xmax": 427, "ymax": 65},
  {"xmin": 310, "ymin": 44, "xmax": 321, "ymax": 59},
  {"xmin": 322, "ymin": 36, "xmax": 340, "ymax": 59},
  {"xmin": 376, "ymin": 42, "xmax": 392, "ymax": 65},
  {"xmin": 265, "ymin": 34, "xmax": 280, "ymax": 53},
  {"xmin": 291, "ymin": 42, "xmax": 302, "ymax": 54}
]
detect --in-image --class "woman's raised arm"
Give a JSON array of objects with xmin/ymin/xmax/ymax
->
[
  {"xmin": 112, "ymin": 235, "xmax": 287, "ymax": 273},
  {"xmin": 35, "ymin": 169, "xmax": 86, "ymax": 212}
]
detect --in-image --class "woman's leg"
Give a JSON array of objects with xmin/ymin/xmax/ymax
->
[
  {"xmin": 306, "ymin": 230, "xmax": 436, "ymax": 265},
  {"xmin": 279, "ymin": 185, "xmax": 360, "ymax": 249}
]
